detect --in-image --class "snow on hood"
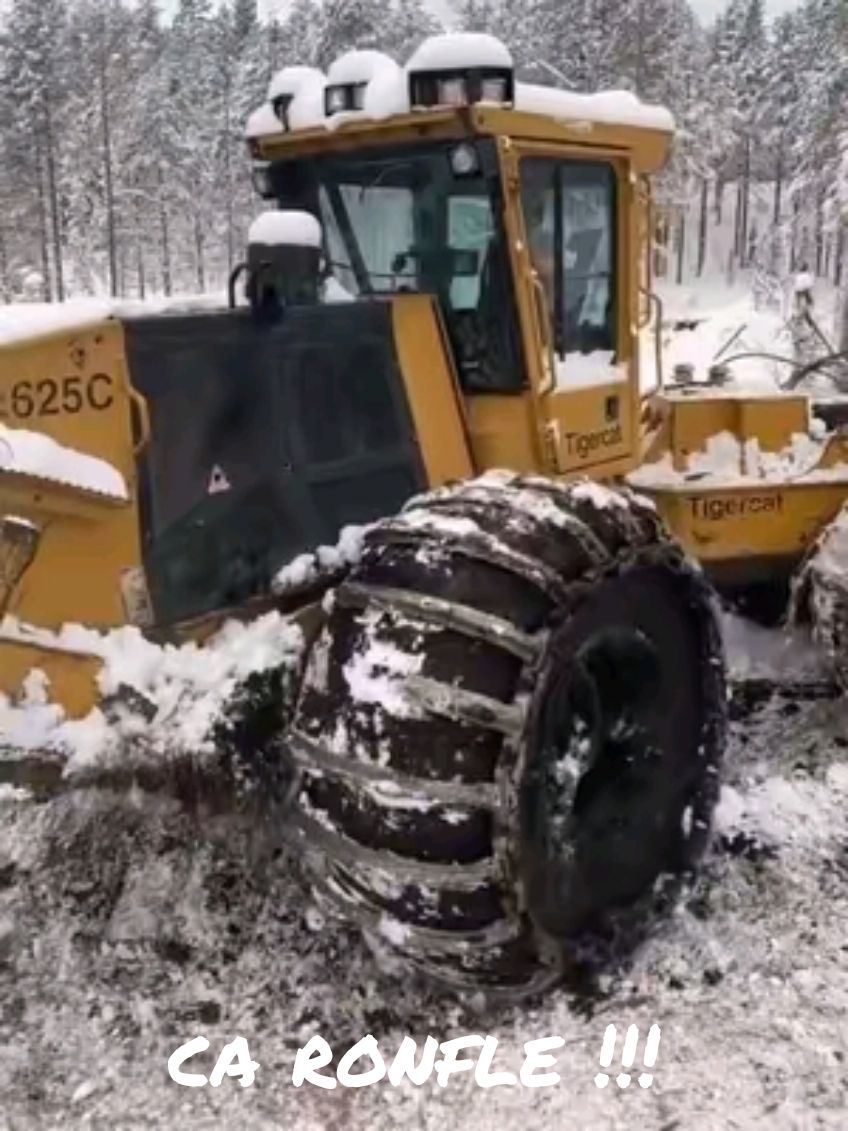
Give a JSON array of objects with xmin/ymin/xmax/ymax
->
[
  {"xmin": 0, "ymin": 613, "xmax": 305, "ymax": 770},
  {"xmin": 630, "ymin": 429, "xmax": 848, "ymax": 491},
  {"xmin": 0, "ymin": 293, "xmax": 225, "ymax": 349},
  {"xmin": 0, "ymin": 423, "xmax": 127, "ymax": 500}
]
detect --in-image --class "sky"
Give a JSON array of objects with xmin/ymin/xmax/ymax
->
[
  {"xmin": 157, "ymin": 1, "xmax": 804, "ymax": 25},
  {"xmin": 693, "ymin": 0, "xmax": 800, "ymax": 18}
]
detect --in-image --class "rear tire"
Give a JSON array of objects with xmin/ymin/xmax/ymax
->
[
  {"xmin": 288, "ymin": 472, "xmax": 726, "ymax": 991},
  {"xmin": 793, "ymin": 506, "xmax": 848, "ymax": 687}
]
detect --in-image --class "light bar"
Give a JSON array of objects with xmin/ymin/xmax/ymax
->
[{"xmin": 409, "ymin": 67, "xmax": 514, "ymax": 110}]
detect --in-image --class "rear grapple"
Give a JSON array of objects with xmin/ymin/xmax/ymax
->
[{"xmin": 288, "ymin": 473, "xmax": 727, "ymax": 992}]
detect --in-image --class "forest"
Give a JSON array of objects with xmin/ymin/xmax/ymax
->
[{"xmin": 0, "ymin": 0, "xmax": 844, "ymax": 301}]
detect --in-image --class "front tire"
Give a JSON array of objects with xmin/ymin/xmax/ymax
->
[{"xmin": 288, "ymin": 472, "xmax": 726, "ymax": 991}]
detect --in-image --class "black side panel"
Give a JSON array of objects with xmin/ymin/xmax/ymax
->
[{"xmin": 123, "ymin": 303, "xmax": 426, "ymax": 626}]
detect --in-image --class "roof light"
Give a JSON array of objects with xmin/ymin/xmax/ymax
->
[
  {"xmin": 266, "ymin": 66, "xmax": 326, "ymax": 133},
  {"xmin": 449, "ymin": 142, "xmax": 479, "ymax": 177},
  {"xmin": 409, "ymin": 67, "xmax": 514, "ymax": 110},
  {"xmin": 407, "ymin": 33, "xmax": 514, "ymax": 110},
  {"xmin": 324, "ymin": 81, "xmax": 367, "ymax": 117}
]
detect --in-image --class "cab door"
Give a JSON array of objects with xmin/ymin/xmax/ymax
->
[{"xmin": 498, "ymin": 138, "xmax": 640, "ymax": 478}]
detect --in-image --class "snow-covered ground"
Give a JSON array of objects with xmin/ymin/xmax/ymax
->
[{"xmin": 0, "ymin": 623, "xmax": 845, "ymax": 1130}]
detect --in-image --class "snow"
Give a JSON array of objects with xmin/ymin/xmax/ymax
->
[
  {"xmin": 794, "ymin": 271, "xmax": 815, "ymax": 294},
  {"xmin": 630, "ymin": 427, "xmax": 848, "ymax": 491},
  {"xmin": 342, "ymin": 613, "xmax": 424, "ymax": 720},
  {"xmin": 0, "ymin": 293, "xmax": 225, "ymax": 348},
  {"xmin": 570, "ymin": 481, "xmax": 632, "ymax": 511},
  {"xmin": 720, "ymin": 611, "xmax": 827, "ymax": 684},
  {"xmin": 555, "ymin": 350, "xmax": 627, "ymax": 391},
  {"xmin": 0, "ymin": 612, "xmax": 304, "ymax": 768},
  {"xmin": 0, "ymin": 423, "xmax": 127, "ymax": 500},
  {"xmin": 273, "ymin": 525, "xmax": 369, "ymax": 593},
  {"xmin": 268, "ymin": 65, "xmax": 324, "ymax": 105},
  {"xmin": 285, "ymin": 71, "xmax": 328, "ymax": 132},
  {"xmin": 248, "ymin": 210, "xmax": 323, "ymax": 249},
  {"xmin": 244, "ymin": 101, "xmax": 282, "ymax": 140},
  {"xmin": 327, "ymin": 50, "xmax": 396, "ymax": 86},
  {"xmin": 516, "ymin": 83, "xmax": 675, "ymax": 134},
  {"xmin": 406, "ymin": 32, "xmax": 513, "ymax": 73}
]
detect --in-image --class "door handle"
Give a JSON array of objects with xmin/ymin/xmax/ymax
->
[
  {"xmin": 129, "ymin": 387, "xmax": 151, "ymax": 456},
  {"xmin": 531, "ymin": 273, "xmax": 557, "ymax": 395}
]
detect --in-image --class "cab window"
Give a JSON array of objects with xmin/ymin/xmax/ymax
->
[{"xmin": 520, "ymin": 159, "xmax": 618, "ymax": 373}]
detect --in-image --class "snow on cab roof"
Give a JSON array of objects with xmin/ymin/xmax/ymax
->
[{"xmin": 248, "ymin": 32, "xmax": 675, "ymax": 141}]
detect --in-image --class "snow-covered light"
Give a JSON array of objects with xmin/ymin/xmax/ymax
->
[
  {"xmin": 324, "ymin": 50, "xmax": 406, "ymax": 121},
  {"xmin": 248, "ymin": 210, "xmax": 323, "ymax": 250},
  {"xmin": 406, "ymin": 33, "xmax": 513, "ymax": 73},
  {"xmin": 406, "ymin": 32, "xmax": 514, "ymax": 110},
  {"xmin": 244, "ymin": 102, "xmax": 281, "ymax": 141},
  {"xmin": 327, "ymin": 49, "xmax": 396, "ymax": 87},
  {"xmin": 268, "ymin": 65, "xmax": 324, "ymax": 105},
  {"xmin": 268, "ymin": 65, "xmax": 326, "ymax": 129}
]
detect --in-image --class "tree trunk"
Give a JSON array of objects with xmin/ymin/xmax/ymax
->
[
  {"xmin": 35, "ymin": 139, "xmax": 52, "ymax": 301},
  {"xmin": 773, "ymin": 143, "xmax": 783, "ymax": 228},
  {"xmin": 43, "ymin": 100, "xmax": 64, "ymax": 302},
  {"xmin": 836, "ymin": 227, "xmax": 845, "ymax": 289},
  {"xmin": 0, "ymin": 224, "xmax": 9, "ymax": 302},
  {"xmin": 224, "ymin": 64, "xmax": 235, "ymax": 277},
  {"xmin": 697, "ymin": 177, "xmax": 709, "ymax": 277},
  {"xmin": 194, "ymin": 214, "xmax": 205, "ymax": 292},
  {"xmin": 739, "ymin": 136, "xmax": 751, "ymax": 267},
  {"xmin": 839, "ymin": 226, "xmax": 848, "ymax": 353},
  {"xmin": 99, "ymin": 38, "xmax": 118, "ymax": 298},
  {"xmin": 676, "ymin": 212, "xmax": 686, "ymax": 285},
  {"xmin": 791, "ymin": 194, "xmax": 800, "ymax": 273},
  {"xmin": 158, "ymin": 169, "xmax": 172, "ymax": 297}
]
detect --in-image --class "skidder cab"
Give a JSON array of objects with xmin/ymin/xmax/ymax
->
[{"xmin": 0, "ymin": 34, "xmax": 727, "ymax": 994}]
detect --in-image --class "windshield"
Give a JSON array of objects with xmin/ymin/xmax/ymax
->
[{"xmin": 269, "ymin": 139, "xmax": 524, "ymax": 391}]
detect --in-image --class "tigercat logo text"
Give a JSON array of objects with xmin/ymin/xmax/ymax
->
[
  {"xmin": 564, "ymin": 425, "xmax": 623, "ymax": 461},
  {"xmin": 689, "ymin": 493, "xmax": 784, "ymax": 522}
]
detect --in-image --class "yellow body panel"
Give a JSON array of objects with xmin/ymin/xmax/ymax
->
[
  {"xmin": 653, "ymin": 483, "xmax": 848, "ymax": 570},
  {"xmin": 0, "ymin": 320, "xmax": 143, "ymax": 631},
  {"xmin": 633, "ymin": 393, "xmax": 848, "ymax": 580},
  {"xmin": 391, "ymin": 295, "xmax": 474, "ymax": 484},
  {"xmin": 0, "ymin": 639, "xmax": 102, "ymax": 720}
]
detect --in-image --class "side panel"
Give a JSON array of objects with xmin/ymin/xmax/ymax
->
[
  {"xmin": 391, "ymin": 294, "xmax": 474, "ymax": 484},
  {"xmin": 124, "ymin": 300, "xmax": 465, "ymax": 626},
  {"xmin": 0, "ymin": 320, "xmax": 142, "ymax": 630}
]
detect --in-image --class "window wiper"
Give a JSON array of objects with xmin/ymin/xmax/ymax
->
[{"xmin": 358, "ymin": 160, "xmax": 414, "ymax": 202}]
